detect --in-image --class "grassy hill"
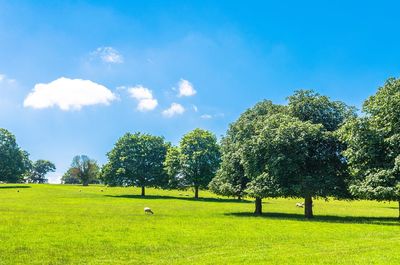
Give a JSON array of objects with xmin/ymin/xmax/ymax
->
[{"xmin": 0, "ymin": 184, "xmax": 399, "ymax": 264}]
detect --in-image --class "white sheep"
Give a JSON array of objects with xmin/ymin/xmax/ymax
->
[
  {"xmin": 296, "ymin": 202, "xmax": 304, "ymax": 208},
  {"xmin": 144, "ymin": 207, "xmax": 154, "ymax": 214}
]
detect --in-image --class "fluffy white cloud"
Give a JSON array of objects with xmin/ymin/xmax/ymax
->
[
  {"xmin": 23, "ymin": 77, "xmax": 117, "ymax": 111},
  {"xmin": 128, "ymin": 85, "xmax": 158, "ymax": 111},
  {"xmin": 162, "ymin": 103, "xmax": 185, "ymax": 117},
  {"xmin": 91, "ymin": 47, "xmax": 123, "ymax": 64},
  {"xmin": 177, "ymin": 79, "xmax": 196, "ymax": 97}
]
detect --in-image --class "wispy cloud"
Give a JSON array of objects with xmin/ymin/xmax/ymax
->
[
  {"xmin": 162, "ymin": 103, "xmax": 185, "ymax": 117},
  {"xmin": 0, "ymin": 73, "xmax": 16, "ymax": 85},
  {"xmin": 200, "ymin": 113, "xmax": 225, "ymax": 119},
  {"xmin": 128, "ymin": 85, "xmax": 158, "ymax": 111},
  {"xmin": 23, "ymin": 77, "xmax": 116, "ymax": 111},
  {"xmin": 177, "ymin": 79, "xmax": 196, "ymax": 97},
  {"xmin": 91, "ymin": 47, "xmax": 124, "ymax": 64},
  {"xmin": 200, "ymin": 114, "xmax": 212, "ymax": 119}
]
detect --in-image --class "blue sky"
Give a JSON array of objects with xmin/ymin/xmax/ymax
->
[{"xmin": 1, "ymin": 1, "xmax": 400, "ymax": 183}]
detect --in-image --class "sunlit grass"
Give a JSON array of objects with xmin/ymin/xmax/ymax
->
[{"xmin": 0, "ymin": 184, "xmax": 399, "ymax": 264}]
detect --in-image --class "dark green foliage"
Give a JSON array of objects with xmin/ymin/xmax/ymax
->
[
  {"xmin": 28, "ymin": 160, "xmax": 56, "ymax": 183},
  {"xmin": 339, "ymin": 78, "xmax": 400, "ymax": 218},
  {"xmin": 102, "ymin": 133, "xmax": 168, "ymax": 195},
  {"xmin": 288, "ymin": 90, "xmax": 356, "ymax": 131},
  {"xmin": 164, "ymin": 129, "xmax": 220, "ymax": 198},
  {"xmin": 0, "ymin": 128, "xmax": 30, "ymax": 183},
  {"xmin": 210, "ymin": 100, "xmax": 285, "ymax": 213}
]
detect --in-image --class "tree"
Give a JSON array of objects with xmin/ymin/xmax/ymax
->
[
  {"xmin": 250, "ymin": 114, "xmax": 347, "ymax": 218},
  {"xmin": 209, "ymin": 100, "xmax": 285, "ymax": 213},
  {"xmin": 64, "ymin": 155, "xmax": 100, "ymax": 186},
  {"xmin": 339, "ymin": 78, "xmax": 400, "ymax": 219},
  {"xmin": 0, "ymin": 128, "xmax": 30, "ymax": 183},
  {"xmin": 28, "ymin": 160, "xmax": 56, "ymax": 183},
  {"xmin": 165, "ymin": 129, "xmax": 220, "ymax": 199},
  {"xmin": 163, "ymin": 146, "xmax": 185, "ymax": 189},
  {"xmin": 61, "ymin": 169, "xmax": 81, "ymax": 184},
  {"xmin": 102, "ymin": 133, "xmax": 168, "ymax": 196}
]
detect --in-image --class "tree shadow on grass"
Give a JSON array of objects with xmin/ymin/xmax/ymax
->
[
  {"xmin": 105, "ymin": 194, "xmax": 252, "ymax": 204},
  {"xmin": 0, "ymin": 185, "xmax": 31, "ymax": 189},
  {"xmin": 225, "ymin": 212, "xmax": 399, "ymax": 226}
]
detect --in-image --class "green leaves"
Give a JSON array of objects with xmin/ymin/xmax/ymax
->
[
  {"xmin": 102, "ymin": 132, "xmax": 168, "ymax": 190},
  {"xmin": 0, "ymin": 128, "xmax": 30, "ymax": 183},
  {"xmin": 164, "ymin": 129, "xmax": 220, "ymax": 197}
]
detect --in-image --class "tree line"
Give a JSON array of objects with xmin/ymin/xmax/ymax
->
[{"xmin": 1, "ymin": 78, "xmax": 399, "ymax": 219}]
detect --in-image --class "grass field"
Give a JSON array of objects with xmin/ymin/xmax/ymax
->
[{"xmin": 0, "ymin": 184, "xmax": 399, "ymax": 264}]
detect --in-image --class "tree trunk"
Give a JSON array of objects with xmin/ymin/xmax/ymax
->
[
  {"xmin": 82, "ymin": 180, "xmax": 89, "ymax": 186},
  {"xmin": 254, "ymin": 197, "xmax": 262, "ymax": 215},
  {"xmin": 141, "ymin": 186, "xmax": 145, "ymax": 196},
  {"xmin": 304, "ymin": 195, "xmax": 313, "ymax": 219},
  {"xmin": 237, "ymin": 195, "xmax": 242, "ymax": 201},
  {"xmin": 194, "ymin": 186, "xmax": 199, "ymax": 199}
]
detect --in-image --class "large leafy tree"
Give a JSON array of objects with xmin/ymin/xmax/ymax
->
[
  {"xmin": 102, "ymin": 133, "xmax": 168, "ymax": 196},
  {"xmin": 209, "ymin": 101, "xmax": 285, "ymax": 213},
  {"xmin": 0, "ymin": 128, "xmax": 30, "ymax": 183},
  {"xmin": 249, "ymin": 114, "xmax": 347, "ymax": 218},
  {"xmin": 64, "ymin": 155, "xmax": 100, "ymax": 186},
  {"xmin": 28, "ymin": 160, "xmax": 56, "ymax": 183},
  {"xmin": 164, "ymin": 129, "xmax": 220, "ymax": 198},
  {"xmin": 339, "ymin": 78, "xmax": 400, "ymax": 219}
]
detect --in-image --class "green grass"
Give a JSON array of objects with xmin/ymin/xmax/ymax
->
[{"xmin": 0, "ymin": 184, "xmax": 399, "ymax": 265}]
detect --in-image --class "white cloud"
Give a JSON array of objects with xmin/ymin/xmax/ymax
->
[
  {"xmin": 192, "ymin": 105, "xmax": 198, "ymax": 112},
  {"xmin": 162, "ymin": 103, "xmax": 185, "ymax": 117},
  {"xmin": 200, "ymin": 113, "xmax": 225, "ymax": 119},
  {"xmin": 200, "ymin": 114, "xmax": 213, "ymax": 119},
  {"xmin": 91, "ymin": 47, "xmax": 123, "ymax": 64},
  {"xmin": 23, "ymin": 77, "xmax": 117, "ymax": 111},
  {"xmin": 177, "ymin": 79, "xmax": 196, "ymax": 97},
  {"xmin": 128, "ymin": 85, "xmax": 158, "ymax": 111},
  {"xmin": 0, "ymin": 73, "xmax": 16, "ymax": 85}
]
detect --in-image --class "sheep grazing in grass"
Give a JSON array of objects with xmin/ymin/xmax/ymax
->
[
  {"xmin": 144, "ymin": 207, "xmax": 154, "ymax": 214},
  {"xmin": 296, "ymin": 202, "xmax": 304, "ymax": 208}
]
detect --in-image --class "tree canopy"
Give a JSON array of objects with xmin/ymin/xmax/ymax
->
[
  {"xmin": 28, "ymin": 160, "xmax": 56, "ymax": 183},
  {"xmin": 63, "ymin": 155, "xmax": 100, "ymax": 186},
  {"xmin": 0, "ymin": 128, "xmax": 30, "ymax": 183},
  {"xmin": 339, "ymin": 78, "xmax": 400, "ymax": 218},
  {"xmin": 101, "ymin": 133, "xmax": 168, "ymax": 196},
  {"xmin": 164, "ymin": 129, "xmax": 220, "ymax": 198}
]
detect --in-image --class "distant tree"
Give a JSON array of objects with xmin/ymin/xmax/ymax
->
[
  {"xmin": 64, "ymin": 155, "xmax": 100, "ymax": 186},
  {"xmin": 0, "ymin": 128, "xmax": 30, "ymax": 183},
  {"xmin": 102, "ymin": 133, "xmax": 168, "ymax": 196},
  {"xmin": 61, "ymin": 168, "xmax": 81, "ymax": 184},
  {"xmin": 163, "ymin": 146, "xmax": 185, "ymax": 189},
  {"xmin": 165, "ymin": 129, "xmax": 220, "ymax": 199},
  {"xmin": 339, "ymin": 78, "xmax": 400, "ymax": 219},
  {"xmin": 28, "ymin": 160, "xmax": 56, "ymax": 183}
]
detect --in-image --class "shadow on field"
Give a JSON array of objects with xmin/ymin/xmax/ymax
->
[
  {"xmin": 105, "ymin": 194, "xmax": 252, "ymax": 203},
  {"xmin": 0, "ymin": 185, "xmax": 31, "ymax": 189},
  {"xmin": 226, "ymin": 212, "xmax": 400, "ymax": 226}
]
